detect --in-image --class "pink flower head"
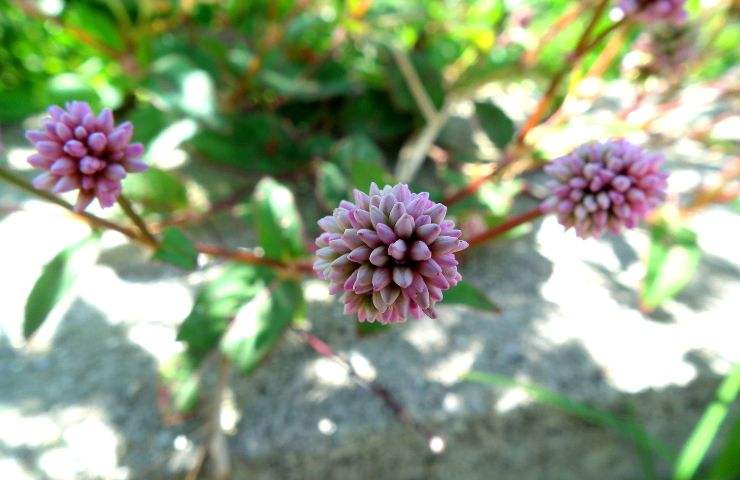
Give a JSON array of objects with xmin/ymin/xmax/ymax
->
[
  {"xmin": 314, "ymin": 183, "xmax": 468, "ymax": 324},
  {"xmin": 620, "ymin": 0, "xmax": 687, "ymax": 25},
  {"xmin": 25, "ymin": 101, "xmax": 147, "ymax": 211},
  {"xmin": 542, "ymin": 139, "xmax": 668, "ymax": 238}
]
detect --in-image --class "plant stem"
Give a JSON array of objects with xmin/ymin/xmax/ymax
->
[
  {"xmin": 390, "ymin": 46, "xmax": 438, "ymax": 123},
  {"xmin": 515, "ymin": 0, "xmax": 611, "ymax": 145},
  {"xmin": 467, "ymin": 206, "xmax": 544, "ymax": 248},
  {"xmin": 294, "ymin": 328, "xmax": 436, "ymax": 444},
  {"xmin": 0, "ymin": 167, "xmax": 313, "ymax": 274},
  {"xmin": 445, "ymin": 0, "xmax": 625, "ymax": 207},
  {"xmin": 0, "ymin": 168, "xmax": 141, "ymax": 238},
  {"xmin": 117, "ymin": 194, "xmax": 159, "ymax": 247}
]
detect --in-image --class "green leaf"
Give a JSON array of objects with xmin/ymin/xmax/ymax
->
[
  {"xmin": 189, "ymin": 113, "xmax": 304, "ymax": 174},
  {"xmin": 475, "ymin": 101, "xmax": 516, "ymax": 151},
  {"xmin": 160, "ymin": 353, "xmax": 201, "ymax": 413},
  {"xmin": 674, "ymin": 363, "xmax": 740, "ymax": 480},
  {"xmin": 444, "ymin": 281, "xmax": 501, "ymax": 313},
  {"xmin": 153, "ymin": 227, "xmax": 198, "ymax": 270},
  {"xmin": 63, "ymin": 3, "xmax": 125, "ymax": 52},
  {"xmin": 24, "ymin": 237, "xmax": 99, "ymax": 339},
  {"xmin": 708, "ymin": 418, "xmax": 740, "ymax": 480},
  {"xmin": 466, "ymin": 371, "xmax": 670, "ymax": 478},
  {"xmin": 251, "ymin": 177, "xmax": 306, "ymax": 261},
  {"xmin": 221, "ymin": 280, "xmax": 305, "ymax": 375},
  {"xmin": 177, "ymin": 264, "xmax": 274, "ymax": 362},
  {"xmin": 331, "ymin": 135, "xmax": 394, "ymax": 190},
  {"xmin": 260, "ymin": 69, "xmax": 355, "ymax": 100},
  {"xmin": 356, "ymin": 321, "xmax": 391, "ymax": 337},
  {"xmin": 147, "ymin": 54, "xmax": 217, "ymax": 123},
  {"xmin": 317, "ymin": 161, "xmax": 349, "ymax": 207},
  {"xmin": 122, "ymin": 168, "xmax": 188, "ymax": 213},
  {"xmin": 641, "ymin": 223, "xmax": 701, "ymax": 311}
]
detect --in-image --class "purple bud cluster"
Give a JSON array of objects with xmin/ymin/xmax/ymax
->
[
  {"xmin": 620, "ymin": 0, "xmax": 687, "ymax": 25},
  {"xmin": 314, "ymin": 183, "xmax": 468, "ymax": 323},
  {"xmin": 26, "ymin": 101, "xmax": 147, "ymax": 211},
  {"xmin": 542, "ymin": 139, "xmax": 668, "ymax": 238}
]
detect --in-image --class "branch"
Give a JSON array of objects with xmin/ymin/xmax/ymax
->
[
  {"xmin": 466, "ymin": 206, "xmax": 544, "ymax": 248},
  {"xmin": 395, "ymin": 103, "xmax": 451, "ymax": 182},
  {"xmin": 294, "ymin": 328, "xmax": 437, "ymax": 444},
  {"xmin": 117, "ymin": 194, "xmax": 159, "ymax": 247},
  {"xmin": 0, "ymin": 168, "xmax": 141, "ymax": 239},
  {"xmin": 0, "ymin": 167, "xmax": 315, "ymax": 275},
  {"xmin": 390, "ymin": 46, "xmax": 438, "ymax": 123},
  {"xmin": 443, "ymin": 0, "xmax": 627, "ymax": 206}
]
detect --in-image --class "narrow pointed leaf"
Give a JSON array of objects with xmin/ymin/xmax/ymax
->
[
  {"xmin": 251, "ymin": 177, "xmax": 306, "ymax": 261},
  {"xmin": 177, "ymin": 264, "xmax": 273, "ymax": 362},
  {"xmin": 444, "ymin": 280, "xmax": 501, "ymax": 313},
  {"xmin": 221, "ymin": 280, "xmax": 305, "ymax": 375},
  {"xmin": 153, "ymin": 227, "xmax": 198, "ymax": 270},
  {"xmin": 641, "ymin": 223, "xmax": 701, "ymax": 311},
  {"xmin": 24, "ymin": 236, "xmax": 99, "ymax": 339}
]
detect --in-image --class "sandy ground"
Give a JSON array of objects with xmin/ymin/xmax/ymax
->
[{"xmin": 0, "ymin": 77, "xmax": 738, "ymax": 479}]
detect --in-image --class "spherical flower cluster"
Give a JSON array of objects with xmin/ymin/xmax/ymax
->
[
  {"xmin": 314, "ymin": 183, "xmax": 468, "ymax": 324},
  {"xmin": 542, "ymin": 139, "xmax": 668, "ymax": 238},
  {"xmin": 26, "ymin": 101, "xmax": 147, "ymax": 212},
  {"xmin": 620, "ymin": 0, "xmax": 687, "ymax": 25}
]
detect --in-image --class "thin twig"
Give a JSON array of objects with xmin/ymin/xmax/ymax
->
[
  {"xmin": 466, "ymin": 206, "xmax": 544, "ymax": 248},
  {"xmin": 443, "ymin": 0, "xmax": 627, "ymax": 206},
  {"xmin": 294, "ymin": 328, "xmax": 436, "ymax": 443},
  {"xmin": 395, "ymin": 104, "xmax": 451, "ymax": 182},
  {"xmin": 0, "ymin": 167, "xmax": 315, "ymax": 273},
  {"xmin": 390, "ymin": 46, "xmax": 438, "ymax": 123},
  {"xmin": 0, "ymin": 168, "xmax": 141, "ymax": 239},
  {"xmin": 515, "ymin": 0, "xmax": 612, "ymax": 145},
  {"xmin": 117, "ymin": 194, "xmax": 159, "ymax": 247}
]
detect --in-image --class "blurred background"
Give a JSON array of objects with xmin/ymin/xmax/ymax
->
[{"xmin": 0, "ymin": 0, "xmax": 738, "ymax": 479}]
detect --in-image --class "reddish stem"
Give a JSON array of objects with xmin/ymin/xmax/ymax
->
[
  {"xmin": 467, "ymin": 206, "xmax": 544, "ymax": 248},
  {"xmin": 296, "ymin": 329, "xmax": 434, "ymax": 442}
]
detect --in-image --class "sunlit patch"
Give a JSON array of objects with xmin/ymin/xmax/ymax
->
[
  {"xmin": 0, "ymin": 458, "xmax": 34, "ymax": 480},
  {"xmin": 403, "ymin": 320, "xmax": 448, "ymax": 354},
  {"xmin": 495, "ymin": 386, "xmax": 531, "ymax": 413},
  {"xmin": 173, "ymin": 434, "xmax": 191, "ymax": 451},
  {"xmin": 317, "ymin": 417, "xmax": 337, "ymax": 436},
  {"xmin": 427, "ymin": 342, "xmax": 481, "ymax": 385},
  {"xmin": 127, "ymin": 324, "xmax": 181, "ymax": 363},
  {"xmin": 37, "ymin": 412, "xmax": 126, "ymax": 480},
  {"xmin": 148, "ymin": 119, "xmax": 198, "ymax": 170},
  {"xmin": 38, "ymin": 0, "xmax": 64, "ymax": 16},
  {"xmin": 308, "ymin": 358, "xmax": 350, "ymax": 387},
  {"xmin": 77, "ymin": 265, "xmax": 193, "ymax": 325},
  {"xmin": 609, "ymin": 7, "xmax": 625, "ymax": 21},
  {"xmin": 220, "ymin": 388, "xmax": 240, "ymax": 435},
  {"xmin": 428, "ymin": 436, "xmax": 446, "ymax": 454},
  {"xmin": 349, "ymin": 351, "xmax": 377, "ymax": 381},
  {"xmin": 6, "ymin": 147, "xmax": 36, "ymax": 170},
  {"xmin": 303, "ymin": 279, "xmax": 331, "ymax": 303},
  {"xmin": 442, "ymin": 393, "xmax": 461, "ymax": 413},
  {"xmin": 0, "ymin": 408, "xmax": 61, "ymax": 448}
]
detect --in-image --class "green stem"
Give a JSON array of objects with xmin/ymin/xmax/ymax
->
[
  {"xmin": 117, "ymin": 194, "xmax": 158, "ymax": 247},
  {"xmin": 0, "ymin": 167, "xmax": 140, "ymax": 239}
]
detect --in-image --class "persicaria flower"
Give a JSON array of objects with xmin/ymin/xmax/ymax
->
[
  {"xmin": 620, "ymin": 0, "xmax": 687, "ymax": 25},
  {"xmin": 542, "ymin": 139, "xmax": 668, "ymax": 238},
  {"xmin": 26, "ymin": 101, "xmax": 147, "ymax": 212},
  {"xmin": 314, "ymin": 183, "xmax": 468, "ymax": 324}
]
